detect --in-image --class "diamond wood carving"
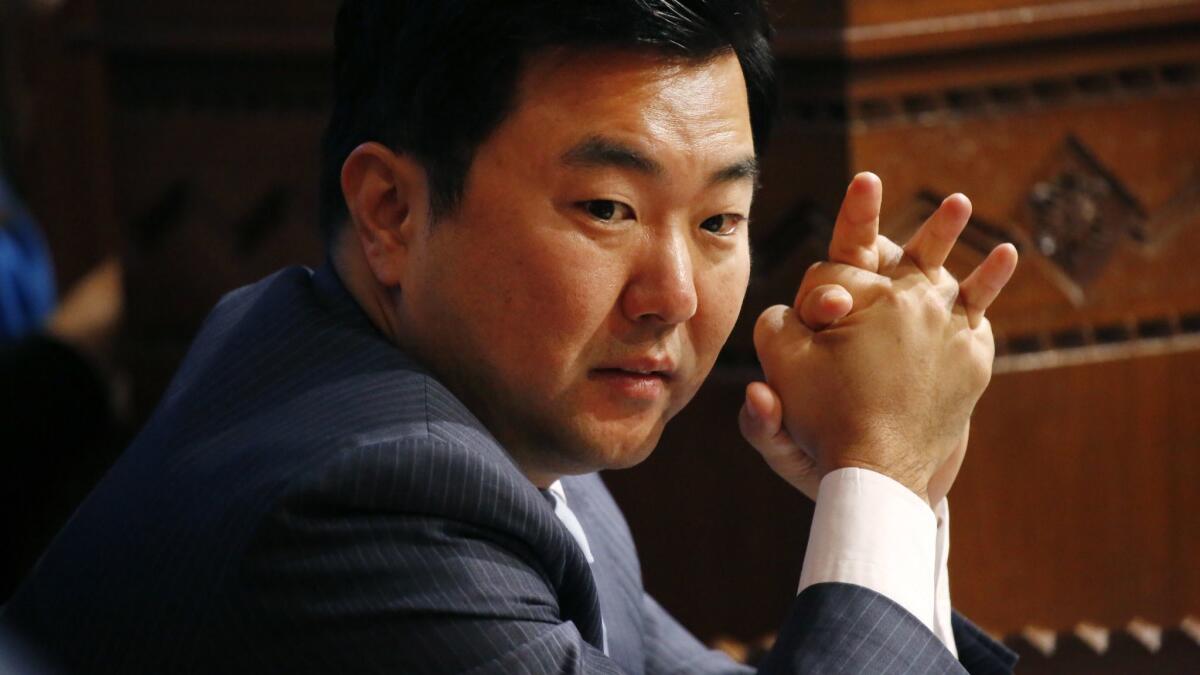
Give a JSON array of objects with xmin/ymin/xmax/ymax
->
[{"xmin": 1023, "ymin": 135, "xmax": 1146, "ymax": 292}]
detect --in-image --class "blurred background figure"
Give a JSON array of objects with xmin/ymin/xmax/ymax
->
[
  {"xmin": 0, "ymin": 253, "xmax": 125, "ymax": 601},
  {"xmin": 0, "ymin": 168, "xmax": 56, "ymax": 343},
  {"xmin": 1, "ymin": 0, "xmax": 1197, "ymax": 672}
]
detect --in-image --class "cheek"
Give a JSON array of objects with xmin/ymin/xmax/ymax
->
[
  {"xmin": 695, "ymin": 252, "xmax": 750, "ymax": 351},
  {"xmin": 468, "ymin": 232, "xmax": 624, "ymax": 363}
]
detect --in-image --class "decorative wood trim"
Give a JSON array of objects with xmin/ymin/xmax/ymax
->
[
  {"xmin": 1023, "ymin": 135, "xmax": 1146, "ymax": 294},
  {"xmin": 711, "ymin": 615, "xmax": 1200, "ymax": 664},
  {"xmin": 775, "ymin": 0, "xmax": 1200, "ymax": 60},
  {"xmin": 994, "ymin": 318, "xmax": 1200, "ymax": 372},
  {"xmin": 782, "ymin": 60, "xmax": 1200, "ymax": 129}
]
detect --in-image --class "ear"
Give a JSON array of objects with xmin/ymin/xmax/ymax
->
[{"xmin": 340, "ymin": 142, "xmax": 431, "ymax": 287}]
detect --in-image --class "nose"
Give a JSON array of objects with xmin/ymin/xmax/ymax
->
[{"xmin": 620, "ymin": 231, "xmax": 699, "ymax": 325}]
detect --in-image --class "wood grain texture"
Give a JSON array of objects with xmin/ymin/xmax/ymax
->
[
  {"xmin": 954, "ymin": 348, "xmax": 1200, "ymax": 632},
  {"xmin": 773, "ymin": 0, "xmax": 1200, "ymax": 60}
]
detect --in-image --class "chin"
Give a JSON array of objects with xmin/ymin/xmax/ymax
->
[
  {"xmin": 586, "ymin": 424, "xmax": 665, "ymax": 472},
  {"xmin": 599, "ymin": 445, "xmax": 656, "ymax": 471},
  {"xmin": 532, "ymin": 405, "xmax": 674, "ymax": 476}
]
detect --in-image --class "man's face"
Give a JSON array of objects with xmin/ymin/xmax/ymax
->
[{"xmin": 395, "ymin": 49, "xmax": 755, "ymax": 483}]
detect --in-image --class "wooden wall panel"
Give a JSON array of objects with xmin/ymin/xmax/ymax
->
[{"xmin": 957, "ymin": 349, "xmax": 1200, "ymax": 632}]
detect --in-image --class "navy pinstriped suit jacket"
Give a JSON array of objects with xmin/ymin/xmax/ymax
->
[{"xmin": 2, "ymin": 265, "xmax": 1016, "ymax": 674}]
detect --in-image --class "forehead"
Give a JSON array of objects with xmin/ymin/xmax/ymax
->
[{"xmin": 494, "ymin": 48, "xmax": 754, "ymax": 165}]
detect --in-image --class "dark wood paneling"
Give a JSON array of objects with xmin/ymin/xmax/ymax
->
[
  {"xmin": 3, "ymin": 0, "xmax": 116, "ymax": 289},
  {"xmin": 605, "ymin": 369, "xmax": 816, "ymax": 642},
  {"xmin": 956, "ymin": 349, "xmax": 1200, "ymax": 633}
]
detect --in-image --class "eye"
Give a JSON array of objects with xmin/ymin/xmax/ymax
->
[
  {"xmin": 579, "ymin": 200, "xmax": 635, "ymax": 223},
  {"xmin": 699, "ymin": 213, "xmax": 744, "ymax": 236}
]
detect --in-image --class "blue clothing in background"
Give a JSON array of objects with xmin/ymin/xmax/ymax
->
[{"xmin": 0, "ymin": 174, "xmax": 56, "ymax": 343}]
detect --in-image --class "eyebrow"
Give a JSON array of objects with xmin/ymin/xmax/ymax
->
[
  {"xmin": 710, "ymin": 156, "xmax": 760, "ymax": 186},
  {"xmin": 560, "ymin": 135, "xmax": 759, "ymax": 187},
  {"xmin": 562, "ymin": 136, "xmax": 661, "ymax": 175}
]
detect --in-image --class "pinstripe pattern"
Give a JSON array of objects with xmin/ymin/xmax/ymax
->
[{"xmin": 1, "ymin": 264, "xmax": 1014, "ymax": 674}]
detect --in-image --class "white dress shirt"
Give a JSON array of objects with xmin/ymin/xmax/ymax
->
[
  {"xmin": 798, "ymin": 468, "xmax": 957, "ymax": 656},
  {"xmin": 546, "ymin": 480, "xmax": 609, "ymax": 655},
  {"xmin": 549, "ymin": 467, "xmax": 956, "ymax": 659}
]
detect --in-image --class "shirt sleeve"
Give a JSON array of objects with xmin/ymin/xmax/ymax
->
[
  {"xmin": 797, "ymin": 467, "xmax": 958, "ymax": 657},
  {"xmin": 932, "ymin": 496, "xmax": 957, "ymax": 656}
]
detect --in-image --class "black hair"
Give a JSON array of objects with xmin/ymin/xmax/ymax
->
[{"xmin": 318, "ymin": 0, "xmax": 776, "ymax": 241}]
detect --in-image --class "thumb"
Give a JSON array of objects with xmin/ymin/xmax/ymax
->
[{"xmin": 796, "ymin": 283, "xmax": 852, "ymax": 330}]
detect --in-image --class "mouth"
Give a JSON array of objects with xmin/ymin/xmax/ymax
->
[
  {"xmin": 591, "ymin": 368, "xmax": 671, "ymax": 379},
  {"xmin": 589, "ymin": 359, "xmax": 676, "ymax": 400}
]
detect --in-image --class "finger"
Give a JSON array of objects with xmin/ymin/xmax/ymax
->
[
  {"xmin": 796, "ymin": 284, "xmax": 852, "ymax": 330},
  {"xmin": 794, "ymin": 261, "xmax": 888, "ymax": 316},
  {"xmin": 828, "ymin": 172, "xmax": 883, "ymax": 272},
  {"xmin": 903, "ymin": 193, "xmax": 972, "ymax": 273},
  {"xmin": 739, "ymin": 382, "xmax": 800, "ymax": 461},
  {"xmin": 739, "ymin": 382, "xmax": 821, "ymax": 499},
  {"xmin": 739, "ymin": 381, "xmax": 785, "ymax": 446},
  {"xmin": 875, "ymin": 234, "xmax": 907, "ymax": 274},
  {"xmin": 960, "ymin": 243, "xmax": 1019, "ymax": 326}
]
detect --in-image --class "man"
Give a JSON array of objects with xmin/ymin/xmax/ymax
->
[{"xmin": 1, "ymin": 1, "xmax": 1019, "ymax": 673}]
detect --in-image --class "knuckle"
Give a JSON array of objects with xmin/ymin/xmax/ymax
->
[
  {"xmin": 976, "ymin": 316, "xmax": 994, "ymax": 338},
  {"xmin": 919, "ymin": 289, "xmax": 944, "ymax": 316},
  {"xmin": 887, "ymin": 287, "xmax": 919, "ymax": 314},
  {"xmin": 878, "ymin": 237, "xmax": 904, "ymax": 267},
  {"xmin": 967, "ymin": 341, "xmax": 993, "ymax": 386},
  {"xmin": 801, "ymin": 261, "xmax": 833, "ymax": 285},
  {"xmin": 829, "ymin": 245, "xmax": 872, "ymax": 269},
  {"xmin": 973, "ymin": 359, "xmax": 992, "ymax": 389},
  {"xmin": 753, "ymin": 305, "xmax": 787, "ymax": 354}
]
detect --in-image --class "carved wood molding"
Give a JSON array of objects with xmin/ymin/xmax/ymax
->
[
  {"xmin": 711, "ymin": 615, "xmax": 1200, "ymax": 667},
  {"xmin": 994, "ymin": 324, "xmax": 1200, "ymax": 372},
  {"xmin": 898, "ymin": 139, "xmax": 1200, "ymax": 364},
  {"xmin": 774, "ymin": 0, "xmax": 1200, "ymax": 60},
  {"xmin": 1024, "ymin": 135, "xmax": 1146, "ymax": 295},
  {"xmin": 1008, "ymin": 617, "xmax": 1200, "ymax": 664},
  {"xmin": 781, "ymin": 60, "xmax": 1200, "ymax": 129}
]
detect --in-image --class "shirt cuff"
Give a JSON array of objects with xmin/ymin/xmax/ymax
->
[
  {"xmin": 798, "ymin": 468, "xmax": 939, "ymax": 639},
  {"xmin": 933, "ymin": 497, "xmax": 958, "ymax": 656}
]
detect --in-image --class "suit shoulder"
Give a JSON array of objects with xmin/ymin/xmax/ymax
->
[{"xmin": 276, "ymin": 432, "xmax": 544, "ymax": 535}]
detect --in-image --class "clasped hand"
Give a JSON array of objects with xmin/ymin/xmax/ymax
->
[{"xmin": 740, "ymin": 174, "xmax": 1018, "ymax": 506}]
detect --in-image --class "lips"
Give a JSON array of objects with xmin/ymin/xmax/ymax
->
[
  {"xmin": 592, "ymin": 357, "xmax": 675, "ymax": 379},
  {"xmin": 590, "ymin": 357, "xmax": 676, "ymax": 400}
]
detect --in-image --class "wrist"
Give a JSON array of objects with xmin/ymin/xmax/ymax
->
[{"xmin": 825, "ymin": 457, "xmax": 931, "ymax": 506}]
